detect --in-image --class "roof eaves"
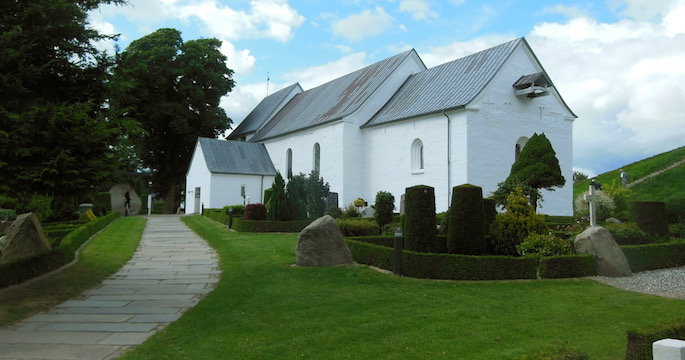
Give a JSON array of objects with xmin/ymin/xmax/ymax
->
[{"xmin": 361, "ymin": 105, "xmax": 466, "ymax": 129}]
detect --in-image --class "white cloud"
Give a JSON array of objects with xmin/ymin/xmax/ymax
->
[
  {"xmin": 610, "ymin": 0, "xmax": 677, "ymax": 20},
  {"xmin": 399, "ymin": 0, "xmax": 438, "ymax": 21},
  {"xmin": 332, "ymin": 6, "xmax": 394, "ymax": 42},
  {"xmin": 220, "ymin": 41, "xmax": 256, "ymax": 75},
  {"xmin": 420, "ymin": 34, "xmax": 514, "ymax": 67},
  {"xmin": 664, "ymin": 0, "xmax": 685, "ymax": 35},
  {"xmin": 282, "ymin": 52, "xmax": 368, "ymax": 90}
]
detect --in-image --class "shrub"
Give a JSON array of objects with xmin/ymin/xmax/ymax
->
[
  {"xmin": 26, "ymin": 195, "xmax": 53, "ymax": 221},
  {"xmin": 490, "ymin": 187, "xmax": 548, "ymax": 256},
  {"xmin": 574, "ymin": 190, "xmax": 615, "ymax": 222},
  {"xmin": 0, "ymin": 209, "xmax": 17, "ymax": 221},
  {"xmin": 303, "ymin": 171, "xmax": 330, "ymax": 218},
  {"xmin": 537, "ymin": 255, "xmax": 597, "ymax": 278},
  {"xmin": 483, "ymin": 198, "xmax": 497, "ymax": 236},
  {"xmin": 516, "ymin": 233, "xmax": 574, "ymax": 258},
  {"xmin": 263, "ymin": 188, "xmax": 274, "ymax": 207},
  {"xmin": 204, "ymin": 209, "xmax": 228, "ymax": 224},
  {"xmin": 244, "ymin": 203, "xmax": 267, "ymax": 220},
  {"xmin": 630, "ymin": 201, "xmax": 669, "ymax": 238},
  {"xmin": 286, "ymin": 173, "xmax": 307, "ymax": 220},
  {"xmin": 373, "ymin": 191, "xmax": 395, "ymax": 228},
  {"xmin": 626, "ymin": 318, "xmax": 685, "ymax": 360},
  {"xmin": 89, "ymin": 192, "xmax": 111, "ymax": 216},
  {"xmin": 602, "ymin": 222, "xmax": 650, "ymax": 245},
  {"xmin": 665, "ymin": 197, "xmax": 685, "ymax": 223},
  {"xmin": 437, "ymin": 211, "xmax": 449, "ymax": 235},
  {"xmin": 325, "ymin": 206, "xmax": 343, "ymax": 218},
  {"xmin": 231, "ymin": 218, "xmax": 312, "ymax": 233},
  {"xmin": 224, "ymin": 204, "xmax": 245, "ymax": 217},
  {"xmin": 267, "ymin": 172, "xmax": 289, "ymax": 221},
  {"xmin": 353, "ymin": 198, "xmax": 365, "ymax": 207},
  {"xmin": 152, "ymin": 199, "xmax": 165, "ymax": 214},
  {"xmin": 621, "ymin": 240, "xmax": 685, "ymax": 272},
  {"xmin": 343, "ymin": 204, "xmax": 360, "ymax": 218},
  {"xmin": 448, "ymin": 184, "xmax": 484, "ymax": 255},
  {"xmin": 336, "ymin": 218, "xmax": 379, "ymax": 237},
  {"xmin": 404, "ymin": 185, "xmax": 437, "ymax": 253}
]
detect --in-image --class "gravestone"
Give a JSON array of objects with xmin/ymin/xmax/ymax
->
[
  {"xmin": 109, "ymin": 183, "xmax": 142, "ymax": 216},
  {"xmin": 653, "ymin": 339, "xmax": 685, "ymax": 360},
  {"xmin": 296, "ymin": 215, "xmax": 354, "ymax": 266},
  {"xmin": 399, "ymin": 194, "xmax": 406, "ymax": 216},
  {"xmin": 326, "ymin": 192, "xmax": 339, "ymax": 210},
  {"xmin": 0, "ymin": 213, "xmax": 52, "ymax": 265},
  {"xmin": 575, "ymin": 226, "xmax": 632, "ymax": 277},
  {"xmin": 360, "ymin": 207, "xmax": 375, "ymax": 218}
]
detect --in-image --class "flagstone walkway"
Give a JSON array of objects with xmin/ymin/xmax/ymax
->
[{"xmin": 0, "ymin": 215, "xmax": 220, "ymax": 360}]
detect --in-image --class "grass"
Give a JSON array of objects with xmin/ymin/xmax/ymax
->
[
  {"xmin": 0, "ymin": 216, "xmax": 146, "ymax": 326},
  {"xmin": 120, "ymin": 216, "xmax": 685, "ymax": 360}
]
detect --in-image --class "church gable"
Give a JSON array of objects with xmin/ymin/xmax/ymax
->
[
  {"xmin": 228, "ymin": 83, "xmax": 302, "ymax": 141},
  {"xmin": 197, "ymin": 137, "xmax": 276, "ymax": 176}
]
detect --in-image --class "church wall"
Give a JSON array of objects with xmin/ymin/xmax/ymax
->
[
  {"xmin": 209, "ymin": 173, "xmax": 274, "ymax": 208},
  {"xmin": 464, "ymin": 44, "xmax": 575, "ymax": 215},
  {"xmin": 185, "ymin": 142, "xmax": 212, "ymax": 214}
]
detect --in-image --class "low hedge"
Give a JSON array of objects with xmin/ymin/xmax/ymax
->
[
  {"xmin": 203, "ymin": 208, "xmax": 228, "ymax": 225},
  {"xmin": 621, "ymin": 241, "xmax": 685, "ymax": 272},
  {"xmin": 231, "ymin": 218, "xmax": 312, "ymax": 233},
  {"xmin": 347, "ymin": 236, "xmax": 394, "ymax": 248},
  {"xmin": 537, "ymin": 255, "xmax": 597, "ymax": 278},
  {"xmin": 336, "ymin": 218, "xmax": 379, "ymax": 237},
  {"xmin": 0, "ymin": 211, "xmax": 120, "ymax": 288},
  {"xmin": 626, "ymin": 318, "xmax": 685, "ymax": 360}
]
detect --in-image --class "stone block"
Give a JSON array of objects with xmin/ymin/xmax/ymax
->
[
  {"xmin": 0, "ymin": 212, "xmax": 51, "ymax": 265},
  {"xmin": 653, "ymin": 338, "xmax": 685, "ymax": 360},
  {"xmin": 574, "ymin": 226, "xmax": 632, "ymax": 277},
  {"xmin": 296, "ymin": 215, "xmax": 354, "ymax": 266}
]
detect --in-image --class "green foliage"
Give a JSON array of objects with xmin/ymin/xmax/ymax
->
[
  {"xmin": 0, "ymin": 209, "xmax": 17, "ymax": 221},
  {"xmin": 490, "ymin": 187, "xmax": 548, "ymax": 256},
  {"xmin": 448, "ymin": 184, "xmax": 485, "ymax": 254},
  {"xmin": 110, "ymin": 28, "xmax": 235, "ymax": 213},
  {"xmin": 325, "ymin": 206, "xmax": 343, "ymax": 219},
  {"xmin": 573, "ymin": 171, "xmax": 589, "ymax": 183},
  {"xmin": 373, "ymin": 191, "xmax": 395, "ymax": 228},
  {"xmin": 343, "ymin": 204, "xmax": 360, "ymax": 218},
  {"xmin": 244, "ymin": 204, "xmax": 267, "ymax": 221},
  {"xmin": 89, "ymin": 192, "xmax": 111, "ymax": 217},
  {"xmin": 336, "ymin": 219, "xmax": 379, "ymax": 237},
  {"xmin": 285, "ymin": 173, "xmax": 307, "ymax": 220},
  {"xmin": 303, "ymin": 171, "xmax": 330, "ymax": 219},
  {"xmin": 537, "ymin": 255, "xmax": 597, "ymax": 278},
  {"xmin": 492, "ymin": 179, "xmax": 541, "ymax": 211},
  {"xmin": 203, "ymin": 208, "xmax": 228, "ymax": 225},
  {"xmin": 404, "ymin": 185, "xmax": 437, "ymax": 253},
  {"xmin": 602, "ymin": 222, "xmax": 650, "ymax": 245},
  {"xmin": 231, "ymin": 218, "xmax": 312, "ymax": 233},
  {"xmin": 630, "ymin": 201, "xmax": 669, "ymax": 237},
  {"xmin": 483, "ymin": 198, "xmax": 497, "ymax": 236},
  {"xmin": 621, "ymin": 240, "xmax": 685, "ymax": 272},
  {"xmin": 626, "ymin": 318, "xmax": 685, "ymax": 360},
  {"xmin": 26, "ymin": 195, "xmax": 53, "ymax": 222},
  {"xmin": 267, "ymin": 172, "xmax": 289, "ymax": 221},
  {"xmin": 516, "ymin": 234, "xmax": 574, "ymax": 258},
  {"xmin": 224, "ymin": 204, "xmax": 245, "ymax": 217},
  {"xmin": 574, "ymin": 190, "xmax": 615, "ymax": 222},
  {"xmin": 602, "ymin": 179, "xmax": 632, "ymax": 220},
  {"xmin": 263, "ymin": 188, "xmax": 274, "ymax": 207},
  {"xmin": 353, "ymin": 198, "xmax": 365, "ymax": 207}
]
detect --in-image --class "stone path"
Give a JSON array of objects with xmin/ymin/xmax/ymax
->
[{"xmin": 0, "ymin": 215, "xmax": 219, "ymax": 360}]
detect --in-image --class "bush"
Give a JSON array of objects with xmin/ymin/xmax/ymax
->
[
  {"xmin": 516, "ymin": 233, "xmax": 574, "ymax": 258},
  {"xmin": 337, "ymin": 218, "xmax": 379, "ymax": 237},
  {"xmin": 231, "ymin": 218, "xmax": 312, "ymax": 233},
  {"xmin": 404, "ymin": 185, "xmax": 437, "ymax": 253},
  {"xmin": 152, "ymin": 199, "xmax": 165, "ymax": 214},
  {"xmin": 27, "ymin": 195, "xmax": 53, "ymax": 221},
  {"xmin": 630, "ymin": 201, "xmax": 669, "ymax": 238},
  {"xmin": 325, "ymin": 206, "xmax": 343, "ymax": 219},
  {"xmin": 537, "ymin": 255, "xmax": 597, "ymax": 278},
  {"xmin": 448, "ymin": 184, "xmax": 484, "ymax": 255},
  {"xmin": 263, "ymin": 188, "xmax": 274, "ymax": 206},
  {"xmin": 343, "ymin": 204, "xmax": 360, "ymax": 218},
  {"xmin": 204, "ymin": 209, "xmax": 228, "ymax": 225},
  {"xmin": 224, "ymin": 204, "xmax": 245, "ymax": 217},
  {"xmin": 602, "ymin": 222, "xmax": 650, "ymax": 245},
  {"xmin": 626, "ymin": 318, "xmax": 685, "ymax": 360},
  {"xmin": 621, "ymin": 240, "xmax": 685, "ymax": 272},
  {"xmin": 574, "ymin": 190, "xmax": 614, "ymax": 222},
  {"xmin": 0, "ymin": 209, "xmax": 17, "ymax": 221},
  {"xmin": 665, "ymin": 197, "xmax": 685, "ymax": 223},
  {"xmin": 89, "ymin": 192, "xmax": 111, "ymax": 216},
  {"xmin": 244, "ymin": 203, "xmax": 267, "ymax": 220},
  {"xmin": 373, "ymin": 191, "xmax": 395, "ymax": 228},
  {"xmin": 490, "ymin": 188, "xmax": 548, "ymax": 256},
  {"xmin": 483, "ymin": 198, "xmax": 497, "ymax": 236}
]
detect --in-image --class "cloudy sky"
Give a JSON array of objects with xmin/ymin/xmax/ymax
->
[{"xmin": 89, "ymin": 0, "xmax": 685, "ymax": 177}]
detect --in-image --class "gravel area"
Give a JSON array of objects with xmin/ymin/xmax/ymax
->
[{"xmin": 589, "ymin": 266, "xmax": 685, "ymax": 300}]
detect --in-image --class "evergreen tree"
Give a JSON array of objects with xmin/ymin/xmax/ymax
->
[
  {"xmin": 374, "ymin": 191, "xmax": 395, "ymax": 228},
  {"xmin": 267, "ymin": 172, "xmax": 289, "ymax": 221},
  {"xmin": 304, "ymin": 171, "xmax": 330, "ymax": 219}
]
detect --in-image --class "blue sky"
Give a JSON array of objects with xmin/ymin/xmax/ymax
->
[{"xmin": 89, "ymin": 0, "xmax": 685, "ymax": 177}]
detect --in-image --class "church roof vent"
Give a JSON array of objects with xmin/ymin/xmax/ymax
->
[{"xmin": 513, "ymin": 72, "xmax": 551, "ymax": 98}]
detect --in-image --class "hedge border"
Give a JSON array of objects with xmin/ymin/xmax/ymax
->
[
  {"xmin": 621, "ymin": 241, "xmax": 685, "ymax": 272},
  {"xmin": 0, "ymin": 212, "xmax": 120, "ymax": 288},
  {"xmin": 231, "ymin": 218, "xmax": 313, "ymax": 233},
  {"xmin": 626, "ymin": 318, "xmax": 685, "ymax": 360}
]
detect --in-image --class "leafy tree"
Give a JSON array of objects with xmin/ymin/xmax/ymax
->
[
  {"xmin": 573, "ymin": 171, "xmax": 589, "ymax": 183},
  {"xmin": 0, "ymin": 0, "xmax": 129, "ymax": 219},
  {"xmin": 494, "ymin": 133, "xmax": 564, "ymax": 212},
  {"xmin": 374, "ymin": 191, "xmax": 395, "ymax": 228},
  {"xmin": 109, "ymin": 28, "xmax": 235, "ymax": 213}
]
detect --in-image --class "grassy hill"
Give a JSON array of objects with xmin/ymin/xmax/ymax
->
[{"xmin": 573, "ymin": 146, "xmax": 685, "ymax": 221}]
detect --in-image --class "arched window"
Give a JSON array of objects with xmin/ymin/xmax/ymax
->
[
  {"xmin": 286, "ymin": 148, "xmax": 293, "ymax": 176},
  {"xmin": 313, "ymin": 143, "xmax": 321, "ymax": 174},
  {"xmin": 515, "ymin": 136, "xmax": 529, "ymax": 160},
  {"xmin": 411, "ymin": 139, "xmax": 424, "ymax": 172}
]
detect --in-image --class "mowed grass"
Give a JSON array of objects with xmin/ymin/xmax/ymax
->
[
  {"xmin": 0, "ymin": 216, "xmax": 146, "ymax": 326},
  {"xmin": 120, "ymin": 215, "xmax": 685, "ymax": 360}
]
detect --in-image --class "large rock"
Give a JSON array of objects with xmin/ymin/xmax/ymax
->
[
  {"xmin": 574, "ymin": 226, "xmax": 632, "ymax": 277},
  {"xmin": 109, "ymin": 183, "xmax": 142, "ymax": 216},
  {"xmin": 296, "ymin": 215, "xmax": 354, "ymax": 267},
  {"xmin": 0, "ymin": 213, "xmax": 52, "ymax": 265}
]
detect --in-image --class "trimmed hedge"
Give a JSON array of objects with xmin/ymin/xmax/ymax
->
[
  {"xmin": 448, "ymin": 184, "xmax": 484, "ymax": 255},
  {"xmin": 626, "ymin": 318, "xmax": 685, "ymax": 360},
  {"xmin": 404, "ymin": 185, "xmax": 437, "ymax": 253},
  {"xmin": 203, "ymin": 208, "xmax": 228, "ymax": 225},
  {"xmin": 336, "ymin": 218, "xmax": 379, "ymax": 237},
  {"xmin": 231, "ymin": 218, "xmax": 312, "ymax": 233},
  {"xmin": 346, "ymin": 236, "xmax": 394, "ymax": 248},
  {"xmin": 630, "ymin": 201, "xmax": 669, "ymax": 237},
  {"xmin": 346, "ymin": 240, "xmax": 393, "ymax": 270},
  {"xmin": 0, "ymin": 212, "xmax": 120, "ymax": 288},
  {"xmin": 537, "ymin": 255, "xmax": 597, "ymax": 278},
  {"xmin": 621, "ymin": 241, "xmax": 685, "ymax": 272},
  {"xmin": 244, "ymin": 203, "xmax": 267, "ymax": 220}
]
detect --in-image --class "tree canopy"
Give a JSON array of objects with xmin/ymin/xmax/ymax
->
[
  {"xmin": 0, "ymin": 0, "xmax": 128, "ymax": 218},
  {"xmin": 109, "ymin": 28, "xmax": 235, "ymax": 213}
]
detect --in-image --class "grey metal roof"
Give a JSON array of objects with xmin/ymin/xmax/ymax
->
[
  {"xmin": 198, "ymin": 137, "xmax": 276, "ymax": 176},
  {"xmin": 250, "ymin": 49, "xmax": 418, "ymax": 142},
  {"xmin": 363, "ymin": 38, "xmax": 522, "ymax": 127},
  {"xmin": 227, "ymin": 83, "xmax": 301, "ymax": 140}
]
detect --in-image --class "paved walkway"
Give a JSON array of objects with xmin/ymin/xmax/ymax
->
[{"xmin": 0, "ymin": 215, "xmax": 219, "ymax": 360}]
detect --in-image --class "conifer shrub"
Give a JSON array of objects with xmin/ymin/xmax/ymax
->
[
  {"xmin": 447, "ymin": 184, "xmax": 485, "ymax": 254},
  {"xmin": 373, "ymin": 191, "xmax": 395, "ymax": 228},
  {"xmin": 244, "ymin": 204, "xmax": 267, "ymax": 220},
  {"xmin": 267, "ymin": 172, "xmax": 289, "ymax": 221},
  {"xmin": 483, "ymin": 198, "xmax": 497, "ymax": 236},
  {"xmin": 263, "ymin": 188, "xmax": 274, "ymax": 206},
  {"xmin": 630, "ymin": 201, "xmax": 669, "ymax": 238},
  {"xmin": 490, "ymin": 187, "xmax": 548, "ymax": 256},
  {"xmin": 336, "ymin": 218, "xmax": 379, "ymax": 236},
  {"xmin": 602, "ymin": 222, "xmax": 650, "ymax": 245},
  {"xmin": 404, "ymin": 185, "xmax": 437, "ymax": 253}
]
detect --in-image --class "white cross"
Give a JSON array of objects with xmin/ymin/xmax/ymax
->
[{"xmin": 584, "ymin": 183, "xmax": 600, "ymax": 226}]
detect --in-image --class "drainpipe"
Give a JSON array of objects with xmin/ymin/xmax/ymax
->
[
  {"xmin": 260, "ymin": 175, "xmax": 264, "ymax": 203},
  {"xmin": 443, "ymin": 111, "xmax": 452, "ymax": 205}
]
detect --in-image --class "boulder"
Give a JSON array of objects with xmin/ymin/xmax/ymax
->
[
  {"xmin": 109, "ymin": 183, "xmax": 142, "ymax": 216},
  {"xmin": 0, "ymin": 213, "xmax": 52, "ymax": 265},
  {"xmin": 574, "ymin": 226, "xmax": 632, "ymax": 277},
  {"xmin": 296, "ymin": 215, "xmax": 354, "ymax": 267}
]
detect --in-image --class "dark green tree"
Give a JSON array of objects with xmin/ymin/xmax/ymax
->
[
  {"xmin": 304, "ymin": 171, "xmax": 330, "ymax": 219},
  {"xmin": 286, "ymin": 173, "xmax": 307, "ymax": 220},
  {"xmin": 447, "ymin": 184, "xmax": 485, "ymax": 255},
  {"xmin": 109, "ymin": 28, "xmax": 235, "ymax": 213},
  {"xmin": 494, "ymin": 133, "xmax": 564, "ymax": 212},
  {"xmin": 404, "ymin": 185, "xmax": 437, "ymax": 253},
  {"xmin": 374, "ymin": 191, "xmax": 395, "ymax": 228},
  {"xmin": 267, "ymin": 172, "xmax": 288, "ymax": 221},
  {"xmin": 0, "ymin": 0, "xmax": 130, "ymax": 219}
]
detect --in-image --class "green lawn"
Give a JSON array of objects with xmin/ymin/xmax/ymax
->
[
  {"xmin": 120, "ymin": 216, "xmax": 685, "ymax": 360},
  {"xmin": 0, "ymin": 216, "xmax": 146, "ymax": 326}
]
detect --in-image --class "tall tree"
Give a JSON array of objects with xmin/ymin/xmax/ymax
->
[
  {"xmin": 110, "ymin": 28, "xmax": 235, "ymax": 213},
  {"xmin": 0, "ymin": 0, "xmax": 128, "ymax": 218},
  {"xmin": 494, "ymin": 133, "xmax": 565, "ymax": 212}
]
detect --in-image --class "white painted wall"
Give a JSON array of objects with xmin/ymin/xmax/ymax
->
[
  {"xmin": 208, "ymin": 173, "xmax": 274, "ymax": 208},
  {"xmin": 185, "ymin": 142, "xmax": 212, "ymax": 214}
]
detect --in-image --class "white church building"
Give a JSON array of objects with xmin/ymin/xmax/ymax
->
[{"xmin": 186, "ymin": 38, "xmax": 576, "ymax": 215}]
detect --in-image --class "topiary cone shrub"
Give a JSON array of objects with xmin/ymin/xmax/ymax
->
[
  {"xmin": 374, "ymin": 191, "xmax": 395, "ymax": 228},
  {"xmin": 630, "ymin": 201, "xmax": 669, "ymax": 238},
  {"xmin": 448, "ymin": 184, "xmax": 485, "ymax": 254},
  {"xmin": 404, "ymin": 185, "xmax": 437, "ymax": 253}
]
